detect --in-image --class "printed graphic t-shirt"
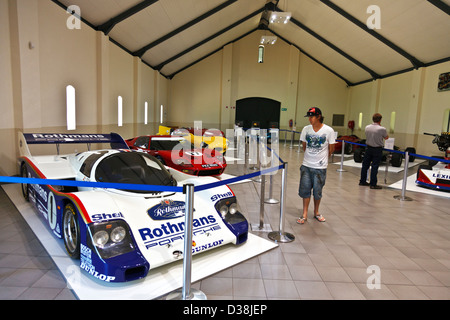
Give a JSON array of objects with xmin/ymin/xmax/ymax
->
[{"xmin": 300, "ymin": 124, "xmax": 336, "ymax": 169}]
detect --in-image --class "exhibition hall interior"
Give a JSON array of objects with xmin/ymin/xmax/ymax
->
[{"xmin": 0, "ymin": 0, "xmax": 449, "ymax": 300}]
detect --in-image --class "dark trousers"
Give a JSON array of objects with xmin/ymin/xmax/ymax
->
[{"xmin": 360, "ymin": 147, "xmax": 383, "ymax": 186}]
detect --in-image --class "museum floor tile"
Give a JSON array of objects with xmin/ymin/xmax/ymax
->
[{"xmin": 0, "ymin": 144, "xmax": 449, "ymax": 300}]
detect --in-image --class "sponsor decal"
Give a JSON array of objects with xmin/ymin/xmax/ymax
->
[
  {"xmin": 210, "ymin": 192, "xmax": 233, "ymax": 202},
  {"xmin": 139, "ymin": 215, "xmax": 220, "ymax": 249},
  {"xmin": 91, "ymin": 212, "xmax": 124, "ymax": 222},
  {"xmin": 433, "ymin": 173, "xmax": 450, "ymax": 180},
  {"xmin": 31, "ymin": 133, "xmax": 105, "ymax": 139},
  {"xmin": 147, "ymin": 200, "xmax": 188, "ymax": 220},
  {"xmin": 192, "ymin": 239, "xmax": 224, "ymax": 253},
  {"xmin": 80, "ymin": 260, "xmax": 115, "ymax": 282},
  {"xmin": 79, "ymin": 244, "xmax": 115, "ymax": 282},
  {"xmin": 31, "ymin": 183, "xmax": 48, "ymax": 201}
]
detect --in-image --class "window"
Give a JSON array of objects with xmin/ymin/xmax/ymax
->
[
  {"xmin": 390, "ymin": 111, "xmax": 396, "ymax": 134},
  {"xmin": 332, "ymin": 114, "xmax": 345, "ymax": 127},
  {"xmin": 144, "ymin": 101, "xmax": 148, "ymax": 125},
  {"xmin": 118, "ymin": 96, "xmax": 123, "ymax": 127},
  {"xmin": 358, "ymin": 113, "xmax": 363, "ymax": 130},
  {"xmin": 66, "ymin": 85, "xmax": 76, "ymax": 130},
  {"xmin": 134, "ymin": 136, "xmax": 149, "ymax": 149},
  {"xmin": 443, "ymin": 109, "xmax": 450, "ymax": 132}
]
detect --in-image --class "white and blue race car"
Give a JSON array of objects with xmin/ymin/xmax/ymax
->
[{"xmin": 18, "ymin": 132, "xmax": 248, "ymax": 283}]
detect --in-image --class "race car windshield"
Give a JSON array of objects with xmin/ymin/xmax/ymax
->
[
  {"xmin": 150, "ymin": 138, "xmax": 193, "ymax": 151},
  {"xmin": 95, "ymin": 152, "xmax": 176, "ymax": 193}
]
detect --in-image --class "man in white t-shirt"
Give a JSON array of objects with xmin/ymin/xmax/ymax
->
[{"xmin": 297, "ymin": 107, "xmax": 336, "ymax": 224}]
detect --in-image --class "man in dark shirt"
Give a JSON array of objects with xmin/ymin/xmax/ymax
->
[{"xmin": 359, "ymin": 113, "xmax": 389, "ymax": 189}]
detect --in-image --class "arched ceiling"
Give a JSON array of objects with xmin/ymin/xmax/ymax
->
[{"xmin": 54, "ymin": 0, "xmax": 450, "ymax": 85}]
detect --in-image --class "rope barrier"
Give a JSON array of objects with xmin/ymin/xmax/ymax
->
[{"xmin": 336, "ymin": 139, "xmax": 450, "ymax": 164}]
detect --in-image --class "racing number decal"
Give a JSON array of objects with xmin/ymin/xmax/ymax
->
[{"xmin": 47, "ymin": 192, "xmax": 57, "ymax": 230}]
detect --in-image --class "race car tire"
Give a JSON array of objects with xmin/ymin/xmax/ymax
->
[
  {"xmin": 344, "ymin": 142, "xmax": 353, "ymax": 154},
  {"xmin": 354, "ymin": 148, "xmax": 364, "ymax": 163},
  {"xmin": 391, "ymin": 152, "xmax": 403, "ymax": 167},
  {"xmin": 63, "ymin": 203, "xmax": 81, "ymax": 259},
  {"xmin": 405, "ymin": 147, "xmax": 416, "ymax": 162},
  {"xmin": 20, "ymin": 163, "xmax": 29, "ymax": 201}
]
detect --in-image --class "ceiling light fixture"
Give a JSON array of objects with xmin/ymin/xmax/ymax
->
[
  {"xmin": 260, "ymin": 35, "xmax": 277, "ymax": 45},
  {"xmin": 269, "ymin": 11, "xmax": 291, "ymax": 24}
]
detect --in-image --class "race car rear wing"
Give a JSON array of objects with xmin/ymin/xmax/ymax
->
[{"xmin": 19, "ymin": 132, "xmax": 129, "ymax": 157}]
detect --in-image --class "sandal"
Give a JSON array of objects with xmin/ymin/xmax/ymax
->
[
  {"xmin": 314, "ymin": 215, "xmax": 326, "ymax": 222},
  {"xmin": 296, "ymin": 217, "xmax": 307, "ymax": 224}
]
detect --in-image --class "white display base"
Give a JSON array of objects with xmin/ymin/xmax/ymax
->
[
  {"xmin": 2, "ymin": 184, "xmax": 277, "ymax": 300},
  {"xmin": 388, "ymin": 174, "xmax": 450, "ymax": 199},
  {"xmin": 331, "ymin": 159, "xmax": 423, "ymax": 173}
]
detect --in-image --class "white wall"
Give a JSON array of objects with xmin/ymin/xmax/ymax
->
[
  {"xmin": 169, "ymin": 30, "xmax": 350, "ymax": 132},
  {"xmin": 0, "ymin": 0, "xmax": 168, "ymax": 176},
  {"xmin": 347, "ymin": 61, "xmax": 450, "ymax": 155}
]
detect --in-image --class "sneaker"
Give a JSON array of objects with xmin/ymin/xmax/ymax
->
[
  {"xmin": 359, "ymin": 182, "xmax": 370, "ymax": 186},
  {"xmin": 370, "ymin": 185, "xmax": 382, "ymax": 189}
]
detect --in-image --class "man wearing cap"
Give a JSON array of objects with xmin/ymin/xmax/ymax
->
[
  {"xmin": 359, "ymin": 113, "xmax": 389, "ymax": 189},
  {"xmin": 297, "ymin": 107, "xmax": 336, "ymax": 224}
]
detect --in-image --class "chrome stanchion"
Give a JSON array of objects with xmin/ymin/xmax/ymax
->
[
  {"xmin": 265, "ymin": 150, "xmax": 279, "ymax": 204},
  {"xmin": 296, "ymin": 134, "xmax": 302, "ymax": 153},
  {"xmin": 166, "ymin": 184, "xmax": 207, "ymax": 300},
  {"xmin": 394, "ymin": 151, "xmax": 413, "ymax": 201},
  {"xmin": 289, "ymin": 131, "xmax": 295, "ymax": 149},
  {"xmin": 251, "ymin": 173, "xmax": 273, "ymax": 232},
  {"xmin": 384, "ymin": 153, "xmax": 391, "ymax": 184},
  {"xmin": 268, "ymin": 162, "xmax": 295, "ymax": 243},
  {"xmin": 337, "ymin": 140, "xmax": 346, "ymax": 172}
]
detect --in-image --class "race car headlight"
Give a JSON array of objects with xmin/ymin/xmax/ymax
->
[
  {"xmin": 111, "ymin": 226, "xmax": 126, "ymax": 243},
  {"xmin": 229, "ymin": 203, "xmax": 238, "ymax": 215},
  {"xmin": 93, "ymin": 230, "xmax": 109, "ymax": 247},
  {"xmin": 88, "ymin": 220, "xmax": 135, "ymax": 259},
  {"xmin": 219, "ymin": 205, "xmax": 228, "ymax": 217},
  {"xmin": 214, "ymin": 197, "xmax": 246, "ymax": 224}
]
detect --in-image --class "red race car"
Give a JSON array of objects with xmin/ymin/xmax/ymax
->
[
  {"xmin": 334, "ymin": 135, "xmax": 361, "ymax": 154},
  {"xmin": 126, "ymin": 135, "xmax": 226, "ymax": 176}
]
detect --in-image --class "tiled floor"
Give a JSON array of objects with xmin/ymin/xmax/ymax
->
[{"xmin": 1, "ymin": 144, "xmax": 449, "ymax": 300}]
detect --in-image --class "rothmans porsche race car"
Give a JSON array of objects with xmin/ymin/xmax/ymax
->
[{"xmin": 18, "ymin": 132, "xmax": 248, "ymax": 283}]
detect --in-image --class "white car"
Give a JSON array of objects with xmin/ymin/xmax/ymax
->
[{"xmin": 18, "ymin": 132, "xmax": 248, "ymax": 283}]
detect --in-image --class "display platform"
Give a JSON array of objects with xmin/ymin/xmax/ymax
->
[
  {"xmin": 2, "ymin": 184, "xmax": 277, "ymax": 300},
  {"xmin": 332, "ymin": 158, "xmax": 423, "ymax": 173},
  {"xmin": 388, "ymin": 174, "xmax": 450, "ymax": 199}
]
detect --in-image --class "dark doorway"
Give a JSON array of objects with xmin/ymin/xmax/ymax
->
[{"xmin": 235, "ymin": 97, "xmax": 281, "ymax": 129}]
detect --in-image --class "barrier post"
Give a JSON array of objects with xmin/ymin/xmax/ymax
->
[
  {"xmin": 296, "ymin": 134, "xmax": 302, "ymax": 153},
  {"xmin": 394, "ymin": 151, "xmax": 413, "ymax": 202},
  {"xmin": 251, "ymin": 173, "xmax": 272, "ymax": 232},
  {"xmin": 166, "ymin": 184, "xmax": 206, "ymax": 300},
  {"xmin": 268, "ymin": 162, "xmax": 295, "ymax": 243},
  {"xmin": 337, "ymin": 140, "xmax": 346, "ymax": 172},
  {"xmin": 265, "ymin": 150, "xmax": 279, "ymax": 204},
  {"xmin": 289, "ymin": 131, "xmax": 295, "ymax": 149}
]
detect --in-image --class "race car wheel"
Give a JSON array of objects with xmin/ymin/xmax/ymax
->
[
  {"xmin": 391, "ymin": 153, "xmax": 403, "ymax": 167},
  {"xmin": 354, "ymin": 148, "xmax": 364, "ymax": 163},
  {"xmin": 344, "ymin": 142, "xmax": 353, "ymax": 154},
  {"xmin": 20, "ymin": 164, "xmax": 30, "ymax": 201},
  {"xmin": 63, "ymin": 203, "xmax": 80, "ymax": 259},
  {"xmin": 405, "ymin": 147, "xmax": 416, "ymax": 162}
]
